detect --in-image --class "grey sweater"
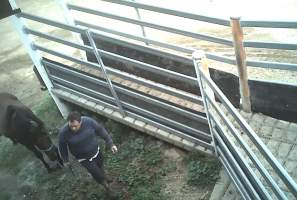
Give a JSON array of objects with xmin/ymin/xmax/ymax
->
[{"xmin": 58, "ymin": 116, "xmax": 113, "ymax": 162}]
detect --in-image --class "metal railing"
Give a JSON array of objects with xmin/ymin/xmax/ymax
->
[
  {"xmin": 14, "ymin": 7, "xmax": 211, "ymax": 150},
  {"xmin": 65, "ymin": 0, "xmax": 297, "ymax": 112},
  {"xmin": 68, "ymin": 0, "xmax": 297, "ymax": 72},
  {"xmin": 193, "ymin": 51, "xmax": 297, "ymax": 199}
]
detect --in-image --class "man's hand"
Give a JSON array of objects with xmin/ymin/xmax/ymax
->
[{"xmin": 111, "ymin": 145, "xmax": 118, "ymax": 154}]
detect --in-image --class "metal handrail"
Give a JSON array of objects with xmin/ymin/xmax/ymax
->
[
  {"xmin": 44, "ymin": 61, "xmax": 208, "ymax": 126},
  {"xmin": 20, "ymin": 11, "xmax": 297, "ymax": 72},
  {"xmin": 195, "ymin": 54, "xmax": 297, "ymax": 198},
  {"xmin": 241, "ymin": 20, "xmax": 297, "ymax": 29},
  {"xmin": 67, "ymin": 4, "xmax": 233, "ymax": 46},
  {"xmin": 43, "ymin": 59, "xmax": 203, "ymax": 104},
  {"xmin": 75, "ymin": 19, "xmax": 193, "ymax": 54},
  {"xmin": 199, "ymin": 69, "xmax": 297, "ymax": 197},
  {"xmin": 100, "ymin": 0, "xmax": 230, "ymax": 26},
  {"xmin": 205, "ymin": 94, "xmax": 287, "ymax": 199}
]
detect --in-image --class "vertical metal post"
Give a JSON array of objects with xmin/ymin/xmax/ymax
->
[
  {"xmin": 8, "ymin": 0, "xmax": 69, "ymax": 119},
  {"xmin": 230, "ymin": 16, "xmax": 251, "ymax": 113},
  {"xmin": 56, "ymin": 0, "xmax": 87, "ymax": 60},
  {"xmin": 85, "ymin": 29, "xmax": 126, "ymax": 116},
  {"xmin": 131, "ymin": 0, "xmax": 148, "ymax": 45},
  {"xmin": 192, "ymin": 50, "xmax": 218, "ymax": 156}
]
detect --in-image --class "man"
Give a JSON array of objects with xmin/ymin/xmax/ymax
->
[{"xmin": 58, "ymin": 111, "xmax": 118, "ymax": 199}]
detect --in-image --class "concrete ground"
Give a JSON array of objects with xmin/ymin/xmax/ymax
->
[
  {"xmin": 209, "ymin": 111, "xmax": 297, "ymax": 200},
  {"xmin": 0, "ymin": 0, "xmax": 66, "ymax": 107}
]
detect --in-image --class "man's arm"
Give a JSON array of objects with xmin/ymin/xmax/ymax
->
[
  {"xmin": 58, "ymin": 128, "xmax": 69, "ymax": 162},
  {"xmin": 91, "ymin": 119, "xmax": 118, "ymax": 153}
]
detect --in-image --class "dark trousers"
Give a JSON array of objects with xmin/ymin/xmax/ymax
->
[{"xmin": 80, "ymin": 151, "xmax": 105, "ymax": 184}]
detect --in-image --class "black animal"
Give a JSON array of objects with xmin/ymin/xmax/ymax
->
[{"xmin": 0, "ymin": 93, "xmax": 63, "ymax": 172}]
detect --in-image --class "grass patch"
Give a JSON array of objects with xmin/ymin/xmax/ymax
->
[
  {"xmin": 33, "ymin": 94, "xmax": 65, "ymax": 135},
  {"xmin": 0, "ymin": 139, "xmax": 32, "ymax": 174},
  {"xmin": 186, "ymin": 152, "xmax": 221, "ymax": 187},
  {"xmin": 105, "ymin": 125, "xmax": 167, "ymax": 200}
]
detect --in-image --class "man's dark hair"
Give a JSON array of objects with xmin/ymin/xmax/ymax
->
[{"xmin": 67, "ymin": 111, "xmax": 81, "ymax": 122}]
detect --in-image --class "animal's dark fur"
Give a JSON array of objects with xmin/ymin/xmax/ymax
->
[{"xmin": 0, "ymin": 93, "xmax": 63, "ymax": 172}]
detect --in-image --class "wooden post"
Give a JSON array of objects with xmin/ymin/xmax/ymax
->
[{"xmin": 230, "ymin": 17, "xmax": 251, "ymax": 113}]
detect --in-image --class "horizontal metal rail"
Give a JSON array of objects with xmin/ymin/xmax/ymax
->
[
  {"xmin": 68, "ymin": 4, "xmax": 233, "ymax": 46},
  {"xmin": 52, "ymin": 84, "xmax": 213, "ymax": 150},
  {"xmin": 25, "ymin": 23, "xmax": 197, "ymax": 85},
  {"xmin": 83, "ymin": 25, "xmax": 194, "ymax": 65},
  {"xmin": 54, "ymin": 84, "xmax": 119, "ymax": 109},
  {"xmin": 115, "ymin": 86, "xmax": 208, "ymax": 125},
  {"xmin": 206, "ymin": 53, "xmax": 237, "ymax": 65},
  {"xmin": 100, "ymin": 50, "xmax": 197, "ymax": 85},
  {"xmin": 27, "ymin": 25, "xmax": 192, "ymax": 70},
  {"xmin": 21, "ymin": 12, "xmax": 297, "ymax": 72},
  {"xmin": 43, "ymin": 59, "xmax": 203, "ymax": 104},
  {"xmin": 28, "ymin": 26, "xmax": 192, "ymax": 67},
  {"xmin": 44, "ymin": 61, "xmax": 108, "ymax": 87},
  {"xmin": 100, "ymin": 0, "xmax": 230, "ymax": 26},
  {"xmin": 31, "ymin": 32, "xmax": 200, "ymax": 100},
  {"xmin": 25, "ymin": 27, "xmax": 92, "ymax": 51},
  {"xmin": 102, "ymin": 0, "xmax": 297, "ymax": 30},
  {"xmin": 18, "ymin": 12, "xmax": 85, "ymax": 33},
  {"xmin": 106, "ymin": 69, "xmax": 203, "ymax": 104},
  {"xmin": 33, "ymin": 43, "xmax": 197, "ymax": 86},
  {"xmin": 241, "ymin": 20, "xmax": 297, "ymax": 29},
  {"xmin": 76, "ymin": 20, "xmax": 195, "ymax": 54},
  {"xmin": 50, "ymin": 75, "xmax": 211, "ymax": 141},
  {"xmin": 51, "ymin": 76, "xmax": 115, "ymax": 103},
  {"xmin": 199, "ymin": 67, "xmax": 297, "ymax": 197},
  {"xmin": 205, "ymin": 94, "xmax": 287, "ymax": 199},
  {"xmin": 44, "ymin": 60, "xmax": 208, "ymax": 127},
  {"xmin": 244, "ymin": 41, "xmax": 297, "ymax": 50},
  {"xmin": 122, "ymin": 101, "xmax": 211, "ymax": 145},
  {"xmin": 247, "ymin": 59, "xmax": 297, "ymax": 71}
]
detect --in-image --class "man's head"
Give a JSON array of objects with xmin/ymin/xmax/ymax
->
[{"xmin": 67, "ymin": 111, "xmax": 81, "ymax": 133}]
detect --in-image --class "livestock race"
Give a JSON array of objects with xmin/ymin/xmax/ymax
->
[{"xmin": 1, "ymin": 0, "xmax": 297, "ymax": 200}]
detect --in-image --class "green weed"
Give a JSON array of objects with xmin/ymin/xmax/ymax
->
[
  {"xmin": 33, "ymin": 94, "xmax": 65, "ymax": 135},
  {"xmin": 186, "ymin": 152, "xmax": 221, "ymax": 187}
]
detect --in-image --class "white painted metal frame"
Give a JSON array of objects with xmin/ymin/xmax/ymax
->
[{"xmin": 8, "ymin": 0, "xmax": 69, "ymax": 118}]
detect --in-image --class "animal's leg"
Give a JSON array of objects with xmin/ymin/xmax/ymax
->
[{"xmin": 26, "ymin": 145, "xmax": 52, "ymax": 172}]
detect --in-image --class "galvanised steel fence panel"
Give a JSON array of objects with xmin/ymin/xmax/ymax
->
[{"xmin": 194, "ymin": 51, "xmax": 297, "ymax": 199}]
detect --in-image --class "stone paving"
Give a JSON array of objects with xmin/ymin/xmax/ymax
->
[{"xmin": 210, "ymin": 111, "xmax": 297, "ymax": 200}]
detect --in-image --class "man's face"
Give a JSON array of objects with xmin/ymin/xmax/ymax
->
[{"xmin": 68, "ymin": 120, "xmax": 81, "ymax": 133}]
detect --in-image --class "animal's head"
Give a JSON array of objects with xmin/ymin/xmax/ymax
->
[
  {"xmin": 35, "ymin": 134, "xmax": 61, "ymax": 162},
  {"xmin": 7, "ymin": 105, "xmax": 62, "ymax": 162}
]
